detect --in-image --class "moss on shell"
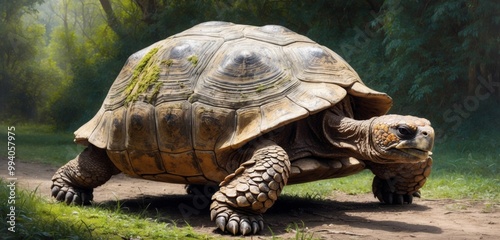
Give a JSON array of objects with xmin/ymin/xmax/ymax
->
[
  {"xmin": 162, "ymin": 59, "xmax": 174, "ymax": 67},
  {"xmin": 187, "ymin": 55, "xmax": 198, "ymax": 66},
  {"xmin": 256, "ymin": 84, "xmax": 273, "ymax": 93},
  {"xmin": 125, "ymin": 47, "xmax": 161, "ymax": 104}
]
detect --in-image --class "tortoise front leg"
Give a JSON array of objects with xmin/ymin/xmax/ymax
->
[
  {"xmin": 367, "ymin": 157, "xmax": 433, "ymax": 204},
  {"xmin": 51, "ymin": 144, "xmax": 120, "ymax": 205},
  {"xmin": 210, "ymin": 140, "xmax": 290, "ymax": 235}
]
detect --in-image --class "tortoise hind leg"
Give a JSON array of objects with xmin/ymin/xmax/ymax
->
[
  {"xmin": 210, "ymin": 140, "xmax": 291, "ymax": 235},
  {"xmin": 51, "ymin": 144, "xmax": 120, "ymax": 205}
]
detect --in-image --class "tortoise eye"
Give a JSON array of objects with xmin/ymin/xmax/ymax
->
[{"xmin": 396, "ymin": 126, "xmax": 415, "ymax": 139}]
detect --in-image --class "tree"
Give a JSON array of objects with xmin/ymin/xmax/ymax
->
[
  {"xmin": 43, "ymin": 0, "xmax": 122, "ymax": 128},
  {"xmin": 344, "ymin": 1, "xmax": 499, "ymax": 120},
  {"xmin": 0, "ymin": 0, "xmax": 47, "ymax": 121}
]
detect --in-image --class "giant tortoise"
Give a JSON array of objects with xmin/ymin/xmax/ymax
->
[{"xmin": 51, "ymin": 21, "xmax": 434, "ymax": 235}]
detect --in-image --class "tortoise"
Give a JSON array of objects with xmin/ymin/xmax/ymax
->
[{"xmin": 51, "ymin": 21, "xmax": 434, "ymax": 235}]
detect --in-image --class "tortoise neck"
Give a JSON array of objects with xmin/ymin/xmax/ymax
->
[{"xmin": 323, "ymin": 112, "xmax": 375, "ymax": 160}]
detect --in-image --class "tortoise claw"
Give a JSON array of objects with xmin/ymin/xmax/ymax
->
[
  {"xmin": 210, "ymin": 203, "xmax": 264, "ymax": 235},
  {"xmin": 412, "ymin": 191, "xmax": 421, "ymax": 198},
  {"xmin": 215, "ymin": 216, "xmax": 226, "ymax": 232},
  {"xmin": 227, "ymin": 219, "xmax": 239, "ymax": 235},
  {"xmin": 372, "ymin": 176, "xmax": 417, "ymax": 205},
  {"xmin": 240, "ymin": 219, "xmax": 251, "ymax": 236},
  {"xmin": 51, "ymin": 181, "xmax": 93, "ymax": 205}
]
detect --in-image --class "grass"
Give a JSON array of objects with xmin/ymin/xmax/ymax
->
[
  {"xmin": 283, "ymin": 172, "xmax": 372, "ymax": 199},
  {"xmin": 0, "ymin": 181, "xmax": 212, "ymax": 240},
  {"xmin": 284, "ymin": 221, "xmax": 316, "ymax": 240},
  {"xmin": 0, "ymin": 123, "xmax": 84, "ymax": 166}
]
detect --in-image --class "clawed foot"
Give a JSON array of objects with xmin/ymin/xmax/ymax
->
[
  {"xmin": 210, "ymin": 202, "xmax": 264, "ymax": 235},
  {"xmin": 372, "ymin": 176, "xmax": 420, "ymax": 204},
  {"xmin": 51, "ymin": 180, "xmax": 93, "ymax": 205}
]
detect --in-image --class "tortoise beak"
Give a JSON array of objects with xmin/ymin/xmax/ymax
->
[{"xmin": 395, "ymin": 125, "xmax": 434, "ymax": 158}]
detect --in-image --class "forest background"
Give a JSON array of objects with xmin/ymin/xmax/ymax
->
[{"xmin": 1, "ymin": 0, "xmax": 499, "ymax": 145}]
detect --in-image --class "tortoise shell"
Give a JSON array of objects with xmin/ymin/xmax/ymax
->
[{"xmin": 73, "ymin": 21, "xmax": 392, "ymax": 184}]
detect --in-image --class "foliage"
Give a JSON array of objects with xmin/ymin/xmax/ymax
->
[
  {"xmin": 362, "ymin": 0, "xmax": 499, "ymax": 116},
  {"xmin": 0, "ymin": 0, "xmax": 47, "ymax": 121}
]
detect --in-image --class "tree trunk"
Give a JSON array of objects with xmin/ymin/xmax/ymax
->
[
  {"xmin": 467, "ymin": 64, "xmax": 477, "ymax": 96},
  {"xmin": 133, "ymin": 0, "xmax": 158, "ymax": 24},
  {"xmin": 99, "ymin": 0, "xmax": 123, "ymax": 35}
]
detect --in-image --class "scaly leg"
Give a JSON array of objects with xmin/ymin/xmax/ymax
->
[
  {"xmin": 367, "ymin": 157, "xmax": 433, "ymax": 204},
  {"xmin": 51, "ymin": 144, "xmax": 120, "ymax": 205},
  {"xmin": 210, "ymin": 140, "xmax": 290, "ymax": 235}
]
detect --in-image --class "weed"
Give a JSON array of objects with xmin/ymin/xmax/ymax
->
[
  {"xmin": 481, "ymin": 203, "xmax": 498, "ymax": 213},
  {"xmin": 285, "ymin": 221, "xmax": 316, "ymax": 240}
]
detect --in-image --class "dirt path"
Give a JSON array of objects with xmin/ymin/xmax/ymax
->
[{"xmin": 2, "ymin": 161, "xmax": 499, "ymax": 239}]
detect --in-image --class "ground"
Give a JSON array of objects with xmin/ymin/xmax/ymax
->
[{"xmin": 3, "ymin": 161, "xmax": 499, "ymax": 239}]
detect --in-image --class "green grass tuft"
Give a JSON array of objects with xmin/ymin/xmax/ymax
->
[
  {"xmin": 283, "ymin": 172, "xmax": 372, "ymax": 199},
  {"xmin": 0, "ymin": 179, "xmax": 212, "ymax": 239},
  {"xmin": 284, "ymin": 221, "xmax": 316, "ymax": 240}
]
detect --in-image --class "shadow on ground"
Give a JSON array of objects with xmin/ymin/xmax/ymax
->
[{"xmin": 96, "ymin": 193, "xmax": 441, "ymax": 237}]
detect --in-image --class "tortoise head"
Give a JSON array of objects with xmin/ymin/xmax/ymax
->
[{"xmin": 369, "ymin": 115, "xmax": 434, "ymax": 163}]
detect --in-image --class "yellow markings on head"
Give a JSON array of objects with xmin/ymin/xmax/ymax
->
[{"xmin": 373, "ymin": 123, "xmax": 400, "ymax": 147}]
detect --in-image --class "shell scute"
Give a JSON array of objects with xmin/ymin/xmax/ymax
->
[
  {"xmin": 107, "ymin": 106, "xmax": 127, "ymax": 151},
  {"xmin": 155, "ymin": 37, "xmax": 223, "ymax": 102},
  {"xmin": 128, "ymin": 150, "xmax": 164, "ymax": 175},
  {"xmin": 194, "ymin": 40, "xmax": 296, "ymax": 109},
  {"xmin": 75, "ymin": 107, "xmax": 104, "ymax": 145},
  {"xmin": 284, "ymin": 43, "xmax": 359, "ymax": 86},
  {"xmin": 192, "ymin": 102, "xmax": 235, "ymax": 151},
  {"xmin": 177, "ymin": 21, "xmax": 244, "ymax": 41},
  {"xmin": 88, "ymin": 110, "xmax": 112, "ymax": 149},
  {"xmin": 126, "ymin": 101, "xmax": 158, "ymax": 150},
  {"xmin": 196, "ymin": 150, "xmax": 230, "ymax": 182},
  {"xmin": 231, "ymin": 107, "xmax": 262, "ymax": 149},
  {"xmin": 103, "ymin": 46, "xmax": 154, "ymax": 110},
  {"xmin": 259, "ymin": 98, "xmax": 308, "ymax": 133},
  {"xmin": 155, "ymin": 101, "xmax": 192, "ymax": 153},
  {"xmin": 160, "ymin": 151, "xmax": 202, "ymax": 176},
  {"xmin": 287, "ymin": 82, "xmax": 347, "ymax": 114},
  {"xmin": 348, "ymin": 82, "xmax": 393, "ymax": 119},
  {"xmin": 107, "ymin": 150, "xmax": 136, "ymax": 176},
  {"xmin": 244, "ymin": 25, "xmax": 313, "ymax": 46}
]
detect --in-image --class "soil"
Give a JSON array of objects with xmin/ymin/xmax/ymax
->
[{"xmin": 3, "ymin": 161, "xmax": 499, "ymax": 239}]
